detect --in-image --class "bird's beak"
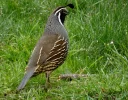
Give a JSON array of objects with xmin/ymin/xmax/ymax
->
[
  {"xmin": 64, "ymin": 4, "xmax": 74, "ymax": 15},
  {"xmin": 64, "ymin": 8, "xmax": 69, "ymax": 15}
]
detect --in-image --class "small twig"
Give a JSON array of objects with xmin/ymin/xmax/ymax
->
[{"xmin": 58, "ymin": 74, "xmax": 88, "ymax": 81}]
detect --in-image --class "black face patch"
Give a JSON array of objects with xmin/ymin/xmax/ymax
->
[
  {"xmin": 55, "ymin": 8, "xmax": 68, "ymax": 25},
  {"xmin": 60, "ymin": 12, "xmax": 67, "ymax": 24}
]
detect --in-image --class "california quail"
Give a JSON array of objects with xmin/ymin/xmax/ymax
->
[{"xmin": 17, "ymin": 4, "xmax": 74, "ymax": 91}]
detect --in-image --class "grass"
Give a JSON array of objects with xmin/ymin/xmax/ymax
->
[{"xmin": 0, "ymin": 0, "xmax": 128, "ymax": 99}]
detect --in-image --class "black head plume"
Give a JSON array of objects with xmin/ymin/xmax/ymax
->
[
  {"xmin": 54, "ymin": 3, "xmax": 74, "ymax": 15},
  {"xmin": 66, "ymin": 4, "xmax": 74, "ymax": 9}
]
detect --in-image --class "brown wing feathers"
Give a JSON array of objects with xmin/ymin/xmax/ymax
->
[{"xmin": 33, "ymin": 35, "xmax": 68, "ymax": 76}]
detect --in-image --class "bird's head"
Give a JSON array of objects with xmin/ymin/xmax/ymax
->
[{"xmin": 53, "ymin": 4, "xmax": 74, "ymax": 25}]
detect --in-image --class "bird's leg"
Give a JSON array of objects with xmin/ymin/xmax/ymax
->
[{"xmin": 44, "ymin": 72, "xmax": 50, "ymax": 92}]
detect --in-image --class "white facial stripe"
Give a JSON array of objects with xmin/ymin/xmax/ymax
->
[
  {"xmin": 54, "ymin": 8, "xmax": 67, "ymax": 15},
  {"xmin": 58, "ymin": 12, "xmax": 63, "ymax": 26}
]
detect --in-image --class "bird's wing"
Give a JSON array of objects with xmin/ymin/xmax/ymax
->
[
  {"xmin": 33, "ymin": 34, "xmax": 68, "ymax": 75},
  {"xmin": 26, "ymin": 33, "xmax": 59, "ymax": 69}
]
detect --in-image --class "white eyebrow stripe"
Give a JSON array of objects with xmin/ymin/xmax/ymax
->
[{"xmin": 54, "ymin": 8, "xmax": 66, "ymax": 15}]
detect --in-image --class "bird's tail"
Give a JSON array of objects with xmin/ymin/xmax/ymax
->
[{"xmin": 17, "ymin": 68, "xmax": 35, "ymax": 91}]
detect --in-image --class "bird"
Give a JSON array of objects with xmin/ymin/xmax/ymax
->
[{"xmin": 17, "ymin": 4, "xmax": 74, "ymax": 91}]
